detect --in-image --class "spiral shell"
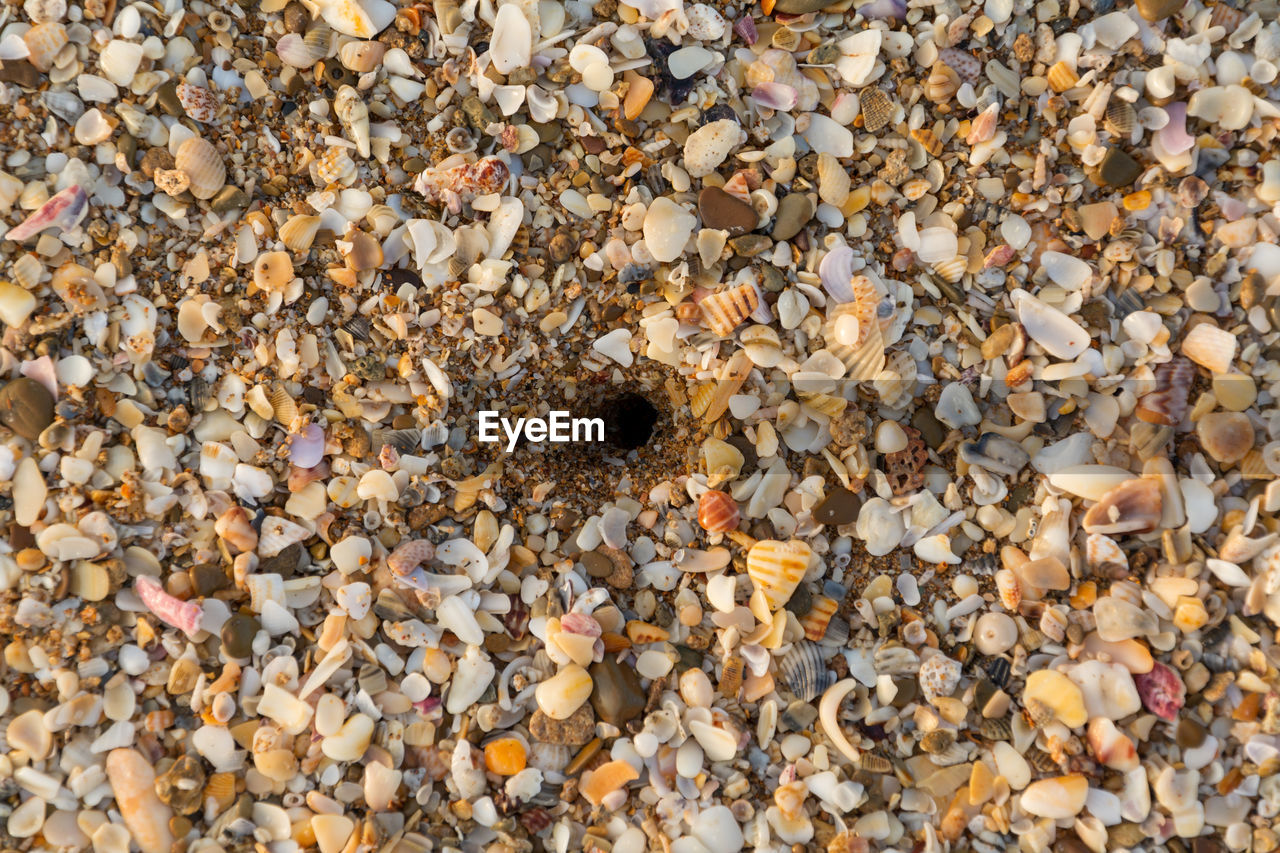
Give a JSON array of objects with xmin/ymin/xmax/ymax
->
[
  {"xmin": 924, "ymin": 62, "xmax": 961, "ymax": 102},
  {"xmin": 277, "ymin": 25, "xmax": 332, "ymax": 68},
  {"xmin": 778, "ymin": 641, "xmax": 834, "ymax": 702},
  {"xmin": 280, "ymin": 214, "xmax": 322, "ymax": 252},
  {"xmin": 747, "ymin": 539, "xmax": 810, "ymax": 610},
  {"xmin": 698, "ymin": 489, "xmax": 740, "ymax": 533},
  {"xmin": 1047, "ymin": 61, "xmax": 1078, "ymax": 93},
  {"xmin": 860, "ymin": 86, "xmax": 894, "ymax": 134},
  {"xmin": 339, "ymin": 40, "xmax": 386, "ymax": 72},
  {"xmin": 23, "ymin": 22, "xmax": 67, "ymax": 72},
  {"xmin": 995, "ymin": 568, "xmax": 1021, "ymax": 611},
  {"xmin": 175, "ymin": 137, "xmax": 226, "ymax": 199},
  {"xmin": 699, "ymin": 282, "xmax": 760, "ymax": 337}
]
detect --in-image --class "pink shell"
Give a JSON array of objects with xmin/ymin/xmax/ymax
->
[
  {"xmin": 559, "ymin": 612, "xmax": 602, "ymax": 637},
  {"xmin": 6, "ymin": 185, "xmax": 89, "ymax": 242},
  {"xmin": 388, "ymin": 539, "xmax": 436, "ymax": 575},
  {"xmin": 751, "ymin": 82, "xmax": 799, "ymax": 111},
  {"xmin": 1134, "ymin": 660, "xmax": 1185, "ymax": 721},
  {"xmin": 20, "ymin": 355, "xmax": 59, "ymax": 399},
  {"xmin": 734, "ymin": 16, "xmax": 758, "ymax": 44},
  {"xmin": 136, "ymin": 575, "xmax": 204, "ymax": 635},
  {"xmin": 1155, "ymin": 102, "xmax": 1194, "ymax": 155},
  {"xmin": 289, "ymin": 423, "xmax": 326, "ymax": 468}
]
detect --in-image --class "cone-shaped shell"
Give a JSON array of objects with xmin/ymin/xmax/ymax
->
[
  {"xmin": 175, "ymin": 137, "xmax": 226, "ymax": 199},
  {"xmin": 747, "ymin": 539, "xmax": 810, "ymax": 610}
]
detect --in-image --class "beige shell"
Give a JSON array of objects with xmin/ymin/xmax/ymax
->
[
  {"xmin": 746, "ymin": 539, "xmax": 811, "ymax": 610},
  {"xmin": 276, "ymin": 25, "xmax": 332, "ymax": 68},
  {"xmin": 1104, "ymin": 99, "xmax": 1136, "ymax": 137},
  {"xmin": 1047, "ymin": 61, "xmax": 1078, "ymax": 93},
  {"xmin": 700, "ymin": 283, "xmax": 759, "ymax": 337},
  {"xmin": 875, "ymin": 348, "xmax": 916, "ymax": 409},
  {"xmin": 799, "ymin": 391, "xmax": 847, "ymax": 419},
  {"xmin": 342, "ymin": 230, "xmax": 383, "ymax": 271},
  {"xmin": 269, "ymin": 384, "xmax": 299, "ymax": 426},
  {"xmin": 799, "ymin": 595, "xmax": 838, "ymax": 641},
  {"xmin": 860, "ymin": 87, "xmax": 894, "ymax": 134},
  {"xmin": 689, "ymin": 382, "xmax": 715, "ymax": 419},
  {"xmin": 11, "ymin": 254, "xmax": 43, "ymax": 290},
  {"xmin": 23, "ymin": 22, "xmax": 68, "ymax": 72},
  {"xmin": 825, "ymin": 302, "xmax": 886, "ymax": 382},
  {"xmin": 771, "ymin": 27, "xmax": 802, "ymax": 52},
  {"xmin": 280, "ymin": 214, "xmax": 322, "ymax": 252},
  {"xmin": 995, "ymin": 568, "xmax": 1021, "ymax": 610},
  {"xmin": 1181, "ymin": 323, "xmax": 1236, "ymax": 374},
  {"xmin": 175, "ymin": 137, "xmax": 226, "ymax": 199},
  {"xmin": 925, "ymin": 62, "xmax": 961, "ymax": 103},
  {"xmin": 253, "ymin": 251, "xmax": 295, "ymax": 292},
  {"xmin": 901, "ymin": 178, "xmax": 931, "ymax": 201},
  {"xmin": 816, "ymin": 153, "xmax": 851, "ymax": 207},
  {"xmin": 1085, "ymin": 532, "xmax": 1128, "ymax": 571},
  {"xmin": 932, "ymin": 255, "xmax": 967, "ymax": 284},
  {"xmin": 700, "ymin": 350, "xmax": 752, "ymax": 423},
  {"xmin": 1081, "ymin": 478, "xmax": 1162, "ymax": 535},
  {"xmin": 339, "ymin": 40, "xmax": 386, "ymax": 72}
]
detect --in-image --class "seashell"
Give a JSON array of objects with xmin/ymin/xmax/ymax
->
[
  {"xmin": 176, "ymin": 81, "xmax": 219, "ymax": 123},
  {"xmin": 1086, "ymin": 532, "xmax": 1128, "ymax": 571},
  {"xmin": 316, "ymin": 147, "xmax": 356, "ymax": 185},
  {"xmin": 966, "ymin": 101, "xmax": 999, "ymax": 145},
  {"xmin": 42, "ymin": 90, "xmax": 85, "ymax": 125},
  {"xmin": 414, "ymin": 155, "xmax": 511, "ymax": 207},
  {"xmin": 1012, "ymin": 289, "xmax": 1090, "ymax": 360},
  {"xmin": 919, "ymin": 729, "xmax": 956, "ymax": 755},
  {"xmin": 958, "ymin": 433, "xmax": 1029, "ymax": 476},
  {"xmin": 698, "ymin": 489, "xmax": 740, "ymax": 533},
  {"xmin": 534, "ymin": 664, "xmax": 593, "ymax": 720},
  {"xmin": 215, "ymin": 506, "xmax": 258, "ymax": 554},
  {"xmin": 175, "ymin": 137, "xmax": 226, "ymax": 200},
  {"xmin": 918, "ymin": 654, "xmax": 962, "ymax": 702},
  {"xmin": 818, "ymin": 245, "xmax": 858, "ymax": 303},
  {"xmin": 1133, "ymin": 660, "xmax": 1184, "ymax": 721},
  {"xmin": 1020, "ymin": 775, "xmax": 1088, "ymax": 819},
  {"xmin": 799, "ymin": 595, "xmax": 838, "ymax": 641},
  {"xmin": 50, "ymin": 262, "xmax": 107, "ymax": 313},
  {"xmin": 747, "ymin": 539, "xmax": 811, "ymax": 610},
  {"xmin": 719, "ymin": 655, "xmax": 745, "ymax": 698},
  {"xmin": 333, "ymin": 85, "xmax": 371, "ymax": 158},
  {"xmin": 258, "ymin": 516, "xmax": 310, "ymax": 557},
  {"xmin": 938, "ymin": 47, "xmax": 980, "ymax": 85},
  {"xmin": 874, "ymin": 349, "xmax": 916, "ymax": 409},
  {"xmin": 253, "ymin": 252, "xmax": 295, "ymax": 292},
  {"xmin": 995, "ymin": 568, "xmax": 1021, "ymax": 610},
  {"xmin": 1209, "ymin": 2, "xmax": 1244, "ymax": 31},
  {"xmin": 527, "ymin": 743, "xmax": 570, "ymax": 773},
  {"xmin": 203, "ymin": 772, "xmax": 236, "ymax": 812},
  {"xmin": 778, "ymin": 641, "xmax": 834, "ymax": 702},
  {"xmin": 1047, "ymin": 61, "xmax": 1078, "ymax": 93},
  {"xmin": 979, "ymin": 717, "xmax": 1011, "ymax": 741},
  {"xmin": 816, "ymin": 153, "xmax": 851, "ymax": 207},
  {"xmin": 1180, "ymin": 322, "xmax": 1236, "ymax": 374},
  {"xmin": 280, "ymin": 215, "xmax": 322, "ymax": 252},
  {"xmin": 341, "ymin": 230, "xmax": 382, "ymax": 272},
  {"xmin": 339, "ymin": 40, "xmax": 386, "ymax": 72},
  {"xmin": 1134, "ymin": 357, "xmax": 1194, "ymax": 426},
  {"xmin": 911, "ymin": 127, "xmax": 943, "ymax": 157},
  {"xmin": 269, "ymin": 385, "xmax": 299, "ymax": 426},
  {"xmin": 11, "ymin": 254, "xmax": 43, "ymax": 291},
  {"xmin": 277, "ymin": 25, "xmax": 332, "ymax": 68},
  {"xmin": 1197, "ymin": 411, "xmax": 1254, "ymax": 465},
  {"xmin": 931, "ymin": 255, "xmax": 966, "ymax": 284},
  {"xmin": 860, "ymin": 86, "xmax": 894, "ymax": 134},
  {"xmin": 924, "ymin": 62, "xmax": 961, "ymax": 103},
  {"xmin": 5, "ymin": 184, "xmax": 89, "ymax": 243},
  {"xmin": 23, "ymin": 22, "xmax": 68, "ymax": 72},
  {"xmin": 1081, "ymin": 478, "xmax": 1162, "ymax": 536},
  {"xmin": 289, "ymin": 423, "xmax": 326, "ymax": 468},
  {"xmin": 752, "ymin": 81, "xmax": 799, "ymax": 111},
  {"xmin": 699, "ymin": 283, "xmax": 760, "ymax": 337},
  {"xmin": 1104, "ymin": 98, "xmax": 1136, "ymax": 137}
]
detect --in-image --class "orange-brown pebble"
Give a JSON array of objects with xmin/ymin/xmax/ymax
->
[
  {"xmin": 698, "ymin": 489, "xmax": 740, "ymax": 533},
  {"xmin": 483, "ymin": 737, "xmax": 527, "ymax": 776}
]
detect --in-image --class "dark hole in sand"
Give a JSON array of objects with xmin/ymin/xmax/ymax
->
[{"xmin": 594, "ymin": 392, "xmax": 660, "ymax": 451}]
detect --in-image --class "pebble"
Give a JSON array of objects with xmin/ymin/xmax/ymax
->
[
  {"xmin": 698, "ymin": 187, "xmax": 758, "ymax": 235},
  {"xmin": 772, "ymin": 193, "xmax": 815, "ymax": 241},
  {"xmin": 0, "ymin": 377, "xmax": 55, "ymax": 440},
  {"xmin": 589, "ymin": 656, "xmax": 647, "ymax": 726}
]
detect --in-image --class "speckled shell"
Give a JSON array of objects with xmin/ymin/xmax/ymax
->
[
  {"xmin": 175, "ymin": 137, "xmax": 226, "ymax": 199},
  {"xmin": 778, "ymin": 640, "xmax": 834, "ymax": 702},
  {"xmin": 698, "ymin": 489, "xmax": 740, "ymax": 533},
  {"xmin": 937, "ymin": 48, "xmax": 980, "ymax": 85},
  {"xmin": 718, "ymin": 655, "xmax": 745, "ymax": 698},
  {"xmin": 339, "ymin": 40, "xmax": 386, "ymax": 72},
  {"xmin": 860, "ymin": 87, "xmax": 894, "ymax": 134},
  {"xmin": 23, "ymin": 22, "xmax": 67, "ymax": 72},
  {"xmin": 700, "ymin": 282, "xmax": 759, "ymax": 337},
  {"xmin": 176, "ymin": 82, "xmax": 219, "ymax": 123},
  {"xmin": 280, "ymin": 214, "xmax": 322, "ymax": 252},
  {"xmin": 918, "ymin": 654, "xmax": 962, "ymax": 702},
  {"xmin": 746, "ymin": 539, "xmax": 811, "ymax": 610},
  {"xmin": 995, "ymin": 568, "xmax": 1021, "ymax": 611},
  {"xmin": 1047, "ymin": 61, "xmax": 1078, "ymax": 93},
  {"xmin": 799, "ymin": 595, "xmax": 838, "ymax": 641}
]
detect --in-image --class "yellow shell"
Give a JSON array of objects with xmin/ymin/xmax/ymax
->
[
  {"xmin": 746, "ymin": 539, "xmax": 811, "ymax": 610},
  {"xmin": 718, "ymin": 655, "xmax": 745, "ymax": 698},
  {"xmin": 1047, "ymin": 61, "xmax": 1078, "ymax": 93},
  {"xmin": 699, "ymin": 282, "xmax": 759, "ymax": 337},
  {"xmin": 1239, "ymin": 449, "xmax": 1271, "ymax": 480},
  {"xmin": 204, "ymin": 772, "xmax": 236, "ymax": 812},
  {"xmin": 799, "ymin": 391, "xmax": 847, "ymax": 419},
  {"xmin": 800, "ymin": 595, "xmax": 838, "ymax": 641},
  {"xmin": 253, "ymin": 251, "xmax": 294, "ymax": 292},
  {"xmin": 625, "ymin": 620, "xmax": 670, "ymax": 644},
  {"xmin": 280, "ymin": 214, "xmax": 322, "ymax": 252},
  {"xmin": 816, "ymin": 153, "xmax": 851, "ymax": 207},
  {"xmin": 689, "ymin": 381, "xmax": 715, "ymax": 419},
  {"xmin": 911, "ymin": 127, "xmax": 942, "ymax": 156},
  {"xmin": 771, "ymin": 27, "xmax": 802, "ymax": 51},
  {"xmin": 270, "ymin": 384, "xmax": 299, "ymax": 426},
  {"xmin": 175, "ymin": 137, "xmax": 226, "ymax": 199}
]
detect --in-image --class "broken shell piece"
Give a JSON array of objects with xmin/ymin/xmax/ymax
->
[
  {"xmin": 1023, "ymin": 669, "xmax": 1087, "ymax": 727},
  {"xmin": 746, "ymin": 539, "xmax": 811, "ymax": 610},
  {"xmin": 1020, "ymin": 774, "xmax": 1089, "ymax": 819},
  {"xmin": 1081, "ymin": 479, "xmax": 1162, "ymax": 536},
  {"xmin": 1196, "ymin": 412, "xmax": 1254, "ymax": 465},
  {"xmin": 1180, "ymin": 323, "xmax": 1236, "ymax": 374}
]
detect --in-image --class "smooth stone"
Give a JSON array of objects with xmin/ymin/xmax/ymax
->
[
  {"xmin": 813, "ymin": 487, "xmax": 862, "ymax": 525},
  {"xmin": 774, "ymin": 0, "xmax": 832, "ymax": 12},
  {"xmin": 772, "ymin": 193, "xmax": 814, "ymax": 241},
  {"xmin": 220, "ymin": 614, "xmax": 260, "ymax": 658},
  {"xmin": 0, "ymin": 377, "xmax": 55, "ymax": 440},
  {"xmin": 529, "ymin": 704, "xmax": 596, "ymax": 745},
  {"xmin": 589, "ymin": 656, "xmax": 646, "ymax": 726},
  {"xmin": 698, "ymin": 187, "xmax": 757, "ymax": 235},
  {"xmin": 1097, "ymin": 148, "xmax": 1142, "ymax": 187},
  {"xmin": 1136, "ymin": 0, "xmax": 1185, "ymax": 19}
]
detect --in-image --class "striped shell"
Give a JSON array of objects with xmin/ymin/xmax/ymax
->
[
  {"xmin": 1047, "ymin": 61, "xmax": 1078, "ymax": 93},
  {"xmin": 339, "ymin": 40, "xmax": 386, "ymax": 72},
  {"xmin": 175, "ymin": 137, "xmax": 226, "ymax": 199},
  {"xmin": 1024, "ymin": 698, "xmax": 1055, "ymax": 727},
  {"xmin": 718, "ymin": 655, "xmax": 745, "ymax": 698},
  {"xmin": 924, "ymin": 62, "xmax": 961, "ymax": 102},
  {"xmin": 698, "ymin": 489, "xmax": 740, "ymax": 533},
  {"xmin": 855, "ymin": 753, "xmax": 893, "ymax": 774},
  {"xmin": 269, "ymin": 385, "xmax": 299, "ymax": 426},
  {"xmin": 280, "ymin": 215, "xmax": 322, "ymax": 252},
  {"xmin": 316, "ymin": 148, "xmax": 356, "ymax": 184},
  {"xmin": 746, "ymin": 539, "xmax": 810, "ymax": 610},
  {"xmin": 277, "ymin": 25, "xmax": 332, "ymax": 68},
  {"xmin": 11, "ymin": 254, "xmax": 42, "ymax": 290},
  {"xmin": 176, "ymin": 81, "xmax": 219, "ymax": 123},
  {"xmin": 875, "ymin": 349, "xmax": 916, "ymax": 409},
  {"xmin": 799, "ymin": 595, "xmax": 838, "ymax": 641},
  {"xmin": 1135, "ymin": 357, "xmax": 1194, "ymax": 426},
  {"xmin": 932, "ymin": 255, "xmax": 966, "ymax": 284},
  {"xmin": 690, "ymin": 382, "xmax": 715, "ymax": 419},
  {"xmin": 966, "ymin": 102, "xmax": 999, "ymax": 146},
  {"xmin": 860, "ymin": 87, "xmax": 894, "ymax": 134},
  {"xmin": 1209, "ymin": 3, "xmax": 1244, "ymax": 31},
  {"xmin": 23, "ymin": 22, "xmax": 67, "ymax": 72},
  {"xmin": 799, "ymin": 391, "xmax": 847, "ymax": 419},
  {"xmin": 1104, "ymin": 99, "xmax": 1136, "ymax": 137},
  {"xmin": 995, "ymin": 568, "xmax": 1021, "ymax": 610},
  {"xmin": 911, "ymin": 127, "xmax": 942, "ymax": 157},
  {"xmin": 1181, "ymin": 323, "xmax": 1236, "ymax": 374},
  {"xmin": 204, "ymin": 773, "xmax": 237, "ymax": 812},
  {"xmin": 816, "ymin": 153, "xmax": 851, "ymax": 207},
  {"xmin": 700, "ymin": 350, "xmax": 752, "ymax": 423},
  {"xmin": 700, "ymin": 282, "xmax": 760, "ymax": 337},
  {"xmin": 778, "ymin": 641, "xmax": 834, "ymax": 702}
]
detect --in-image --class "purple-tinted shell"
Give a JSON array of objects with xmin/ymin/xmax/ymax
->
[
  {"xmin": 5, "ymin": 184, "xmax": 89, "ymax": 242},
  {"xmin": 734, "ymin": 15, "xmax": 758, "ymax": 45},
  {"xmin": 289, "ymin": 423, "xmax": 326, "ymax": 468},
  {"xmin": 1134, "ymin": 660, "xmax": 1185, "ymax": 721},
  {"xmin": 752, "ymin": 82, "xmax": 799, "ymax": 111},
  {"xmin": 819, "ymin": 245, "xmax": 858, "ymax": 303},
  {"xmin": 858, "ymin": 0, "xmax": 906, "ymax": 20},
  {"xmin": 1156, "ymin": 102, "xmax": 1194, "ymax": 155}
]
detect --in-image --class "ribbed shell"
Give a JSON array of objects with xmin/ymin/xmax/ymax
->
[
  {"xmin": 700, "ymin": 282, "xmax": 759, "ymax": 337},
  {"xmin": 269, "ymin": 385, "xmax": 298, "ymax": 425},
  {"xmin": 799, "ymin": 595, "xmax": 838, "ymax": 641},
  {"xmin": 718, "ymin": 655, "xmax": 745, "ymax": 698},
  {"xmin": 697, "ymin": 489, "xmax": 740, "ymax": 533},
  {"xmin": 277, "ymin": 25, "xmax": 332, "ymax": 68},
  {"xmin": 23, "ymin": 22, "xmax": 67, "ymax": 72},
  {"xmin": 875, "ymin": 349, "xmax": 916, "ymax": 409},
  {"xmin": 316, "ymin": 147, "xmax": 356, "ymax": 184},
  {"xmin": 11, "ymin": 254, "xmax": 42, "ymax": 290},
  {"xmin": 924, "ymin": 62, "xmax": 961, "ymax": 102},
  {"xmin": 778, "ymin": 641, "xmax": 834, "ymax": 702},
  {"xmin": 1047, "ymin": 61, "xmax": 1078, "ymax": 93},
  {"xmin": 816, "ymin": 153, "xmax": 851, "ymax": 207},
  {"xmin": 932, "ymin": 255, "xmax": 967, "ymax": 284},
  {"xmin": 746, "ymin": 539, "xmax": 810, "ymax": 610},
  {"xmin": 1104, "ymin": 99, "xmax": 1136, "ymax": 137},
  {"xmin": 280, "ymin": 214, "xmax": 322, "ymax": 252},
  {"xmin": 175, "ymin": 137, "xmax": 225, "ymax": 199},
  {"xmin": 911, "ymin": 127, "xmax": 942, "ymax": 157},
  {"xmin": 860, "ymin": 87, "xmax": 894, "ymax": 134}
]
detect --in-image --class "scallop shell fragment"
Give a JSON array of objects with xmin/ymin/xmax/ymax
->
[
  {"xmin": 746, "ymin": 539, "xmax": 810, "ymax": 610},
  {"xmin": 700, "ymin": 282, "xmax": 759, "ymax": 337},
  {"xmin": 175, "ymin": 137, "xmax": 226, "ymax": 200},
  {"xmin": 778, "ymin": 641, "xmax": 834, "ymax": 702},
  {"xmin": 1180, "ymin": 323, "xmax": 1236, "ymax": 374}
]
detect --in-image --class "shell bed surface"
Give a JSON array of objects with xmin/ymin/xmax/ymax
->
[{"xmin": 4, "ymin": 0, "xmax": 1280, "ymax": 846}]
